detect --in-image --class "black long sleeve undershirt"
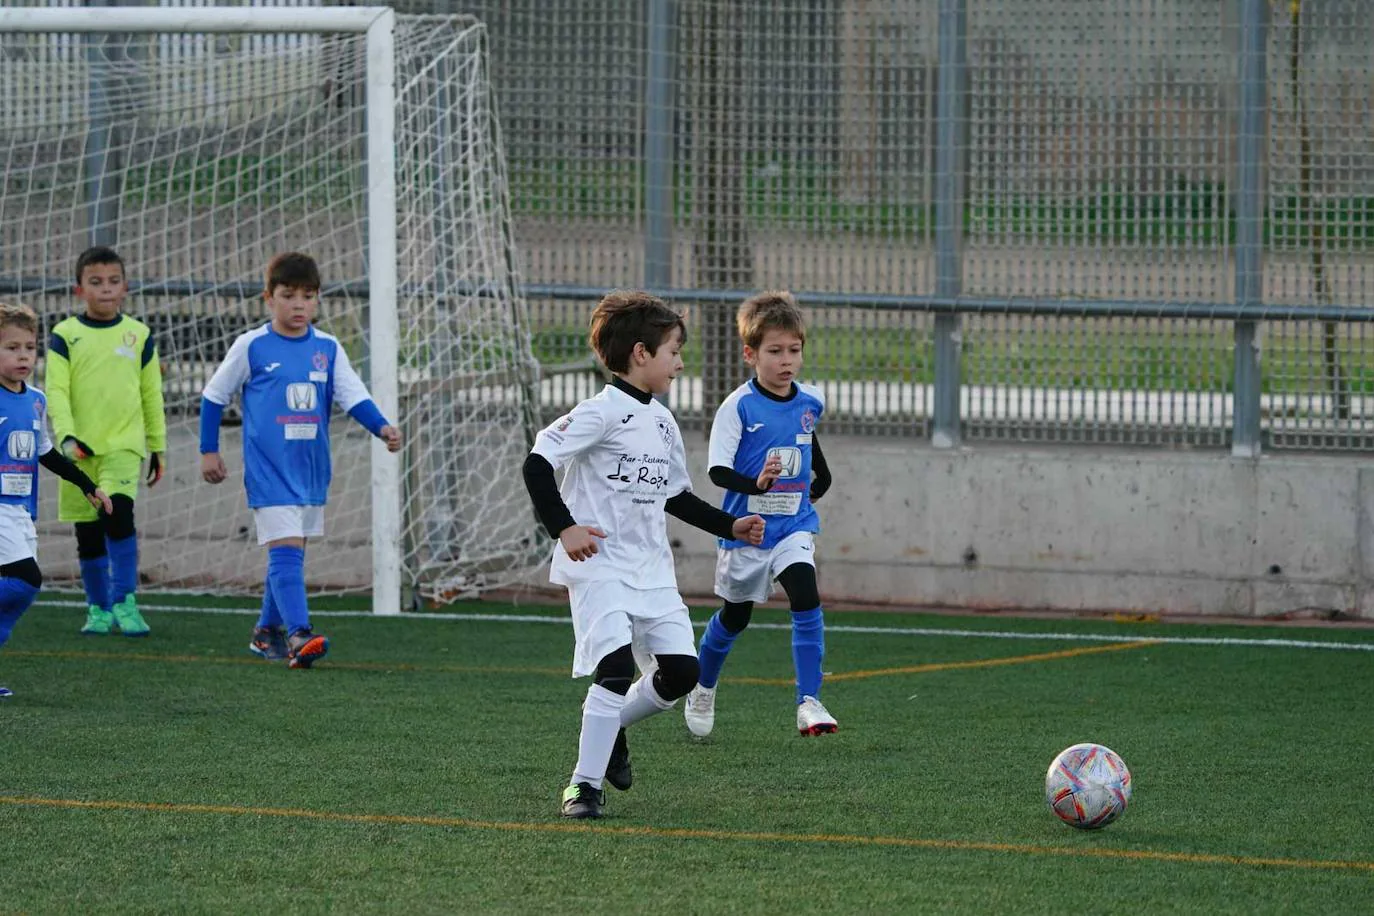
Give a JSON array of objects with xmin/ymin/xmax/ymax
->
[
  {"xmin": 664, "ymin": 491, "xmax": 737, "ymax": 541},
  {"xmin": 809, "ymin": 434, "xmax": 832, "ymax": 501},
  {"xmin": 710, "ymin": 432, "xmax": 834, "ymax": 502},
  {"xmin": 39, "ymin": 449, "xmax": 98, "ymax": 495},
  {"xmin": 521, "ymin": 453, "xmax": 576, "ymax": 539},
  {"xmin": 522, "ymin": 452, "xmax": 738, "ymax": 542}
]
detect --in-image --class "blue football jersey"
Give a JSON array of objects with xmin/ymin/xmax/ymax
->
[
  {"xmin": 202, "ymin": 324, "xmax": 373, "ymax": 508},
  {"xmin": 0, "ymin": 383, "xmax": 54, "ymax": 519},
  {"xmin": 708, "ymin": 379, "xmax": 825, "ymax": 550}
]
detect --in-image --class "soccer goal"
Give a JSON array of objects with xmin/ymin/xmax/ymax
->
[{"xmin": 0, "ymin": 7, "xmax": 546, "ymax": 612}]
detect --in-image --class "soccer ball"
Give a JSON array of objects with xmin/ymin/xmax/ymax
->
[{"xmin": 1045, "ymin": 743, "xmax": 1132, "ymax": 829}]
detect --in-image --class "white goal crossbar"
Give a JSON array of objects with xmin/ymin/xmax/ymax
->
[{"xmin": 1, "ymin": 7, "xmax": 403, "ymax": 614}]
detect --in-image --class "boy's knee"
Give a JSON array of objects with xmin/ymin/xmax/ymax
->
[
  {"xmin": 0, "ymin": 558, "xmax": 42, "ymax": 590},
  {"xmin": 778, "ymin": 563, "xmax": 820, "ymax": 612},
  {"xmin": 719, "ymin": 600, "xmax": 754, "ymax": 633},
  {"xmin": 104, "ymin": 495, "xmax": 136, "ymax": 541},
  {"xmin": 74, "ymin": 522, "xmax": 107, "ymax": 559},
  {"xmin": 652, "ymin": 654, "xmax": 700, "ymax": 701},
  {"xmin": 593, "ymin": 644, "xmax": 635, "ymax": 695}
]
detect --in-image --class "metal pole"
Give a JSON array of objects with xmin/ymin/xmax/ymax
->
[
  {"xmin": 932, "ymin": 0, "xmax": 967, "ymax": 448},
  {"xmin": 84, "ymin": 1, "xmax": 120, "ymax": 249},
  {"xmin": 644, "ymin": 0, "xmax": 676, "ymax": 289},
  {"xmin": 366, "ymin": 9, "xmax": 402, "ymax": 614},
  {"xmin": 1232, "ymin": 0, "xmax": 1267, "ymax": 458}
]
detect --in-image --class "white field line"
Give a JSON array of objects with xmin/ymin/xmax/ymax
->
[{"xmin": 34, "ymin": 598, "xmax": 1374, "ymax": 653}]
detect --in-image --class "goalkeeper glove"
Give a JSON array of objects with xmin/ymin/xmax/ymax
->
[
  {"xmin": 146, "ymin": 452, "xmax": 164, "ymax": 486},
  {"xmin": 61, "ymin": 436, "xmax": 94, "ymax": 461}
]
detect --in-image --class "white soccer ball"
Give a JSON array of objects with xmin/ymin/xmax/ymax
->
[{"xmin": 1045, "ymin": 742, "xmax": 1132, "ymax": 829}]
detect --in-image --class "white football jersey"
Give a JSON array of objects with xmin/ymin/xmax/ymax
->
[{"xmin": 531, "ymin": 384, "xmax": 691, "ymax": 588}]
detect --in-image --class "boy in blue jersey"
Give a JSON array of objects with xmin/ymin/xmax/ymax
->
[
  {"xmin": 198, "ymin": 253, "xmax": 402, "ymax": 668},
  {"xmin": 0, "ymin": 303, "xmax": 112, "ymax": 697},
  {"xmin": 685, "ymin": 291, "xmax": 836, "ymax": 737}
]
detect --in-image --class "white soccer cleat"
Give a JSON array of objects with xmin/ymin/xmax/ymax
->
[
  {"xmin": 684, "ymin": 684, "xmax": 717, "ymax": 737},
  {"xmin": 796, "ymin": 695, "xmax": 838, "ymax": 736}
]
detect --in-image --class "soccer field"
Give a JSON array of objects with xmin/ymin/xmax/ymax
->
[{"xmin": 3, "ymin": 596, "xmax": 1373, "ymax": 914}]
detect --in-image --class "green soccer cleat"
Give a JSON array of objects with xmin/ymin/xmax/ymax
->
[
  {"xmin": 80, "ymin": 606, "xmax": 115, "ymax": 636},
  {"xmin": 560, "ymin": 782, "xmax": 605, "ymax": 819},
  {"xmin": 111, "ymin": 597, "xmax": 150, "ymax": 637}
]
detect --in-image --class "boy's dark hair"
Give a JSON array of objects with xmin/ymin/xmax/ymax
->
[
  {"xmin": 74, "ymin": 246, "xmax": 125, "ymax": 284},
  {"xmin": 0, "ymin": 302, "xmax": 40, "ymax": 336},
  {"xmin": 588, "ymin": 290, "xmax": 686, "ymax": 374},
  {"xmin": 737, "ymin": 290, "xmax": 806, "ymax": 350},
  {"xmin": 265, "ymin": 252, "xmax": 321, "ymax": 295}
]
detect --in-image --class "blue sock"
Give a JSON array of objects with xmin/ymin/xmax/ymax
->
[
  {"xmin": 791, "ymin": 607, "xmax": 825, "ymax": 703},
  {"xmin": 257, "ymin": 569, "xmax": 284, "ymax": 630},
  {"xmin": 267, "ymin": 546, "xmax": 309, "ymax": 636},
  {"xmin": 696, "ymin": 609, "xmax": 741, "ymax": 689},
  {"xmin": 79, "ymin": 556, "xmax": 111, "ymax": 611},
  {"xmin": 0, "ymin": 579, "xmax": 40, "ymax": 649},
  {"xmin": 106, "ymin": 534, "xmax": 139, "ymax": 605}
]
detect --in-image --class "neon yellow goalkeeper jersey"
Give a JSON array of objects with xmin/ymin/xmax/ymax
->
[{"xmin": 46, "ymin": 313, "xmax": 167, "ymax": 457}]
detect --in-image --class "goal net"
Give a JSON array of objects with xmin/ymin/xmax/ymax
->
[{"xmin": 0, "ymin": 9, "xmax": 547, "ymax": 609}]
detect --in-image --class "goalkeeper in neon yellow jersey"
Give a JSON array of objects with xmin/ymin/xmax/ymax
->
[{"xmin": 45, "ymin": 247, "xmax": 167, "ymax": 637}]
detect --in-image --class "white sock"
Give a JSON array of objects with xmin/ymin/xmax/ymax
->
[
  {"xmin": 572, "ymin": 684, "xmax": 626, "ymax": 789},
  {"xmin": 620, "ymin": 672, "xmax": 675, "ymax": 728}
]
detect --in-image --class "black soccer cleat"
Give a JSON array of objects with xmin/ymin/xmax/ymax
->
[
  {"xmin": 560, "ymin": 782, "xmax": 606, "ymax": 819},
  {"xmin": 605, "ymin": 728, "xmax": 632, "ymax": 791}
]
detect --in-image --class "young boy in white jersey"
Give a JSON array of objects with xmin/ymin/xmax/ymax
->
[
  {"xmin": 0, "ymin": 303, "xmax": 112, "ymax": 697},
  {"xmin": 522, "ymin": 290, "xmax": 766, "ymax": 819},
  {"xmin": 684, "ymin": 290, "xmax": 836, "ymax": 737},
  {"xmin": 198, "ymin": 253, "xmax": 402, "ymax": 668}
]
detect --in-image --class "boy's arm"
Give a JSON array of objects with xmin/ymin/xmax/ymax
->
[
  {"xmin": 39, "ymin": 448, "xmax": 98, "ymax": 494},
  {"xmin": 523, "ymin": 402, "xmax": 608, "ymax": 537},
  {"xmin": 663, "ymin": 491, "xmax": 738, "ymax": 540},
  {"xmin": 330, "ymin": 344, "xmax": 389, "ymax": 432},
  {"xmin": 139, "ymin": 334, "xmax": 168, "ymax": 453},
  {"xmin": 707, "ymin": 395, "xmax": 763, "ymax": 493},
  {"xmin": 521, "ymin": 453, "xmax": 577, "ymax": 538},
  {"xmin": 809, "ymin": 432, "xmax": 832, "ymax": 501},
  {"xmin": 44, "ymin": 329, "xmax": 79, "ymax": 448}
]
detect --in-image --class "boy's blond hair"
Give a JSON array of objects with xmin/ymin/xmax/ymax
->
[
  {"xmin": 737, "ymin": 290, "xmax": 806, "ymax": 350},
  {"xmin": 0, "ymin": 302, "xmax": 39, "ymax": 336},
  {"xmin": 588, "ymin": 290, "xmax": 686, "ymax": 374}
]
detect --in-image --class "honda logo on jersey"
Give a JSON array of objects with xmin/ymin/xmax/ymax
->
[
  {"xmin": 7, "ymin": 430, "xmax": 35, "ymax": 460},
  {"xmin": 286, "ymin": 383, "xmax": 318, "ymax": 411},
  {"xmin": 766, "ymin": 446, "xmax": 802, "ymax": 478}
]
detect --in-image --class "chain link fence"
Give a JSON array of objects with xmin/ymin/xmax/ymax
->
[{"xmin": 4, "ymin": 0, "xmax": 1373, "ymax": 450}]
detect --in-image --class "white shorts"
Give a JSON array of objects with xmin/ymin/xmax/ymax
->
[
  {"xmin": 253, "ymin": 505, "xmax": 325, "ymax": 545},
  {"xmin": 566, "ymin": 579, "xmax": 695, "ymax": 678},
  {"xmin": 714, "ymin": 530, "xmax": 817, "ymax": 604},
  {"xmin": 0, "ymin": 505, "xmax": 37, "ymax": 566}
]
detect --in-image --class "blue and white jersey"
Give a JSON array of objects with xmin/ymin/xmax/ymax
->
[
  {"xmin": 0, "ymin": 383, "xmax": 54, "ymax": 519},
  {"xmin": 709, "ymin": 379, "xmax": 825, "ymax": 551},
  {"xmin": 202, "ymin": 324, "xmax": 373, "ymax": 508}
]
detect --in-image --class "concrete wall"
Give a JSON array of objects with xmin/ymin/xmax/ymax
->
[
  {"xmin": 34, "ymin": 428, "xmax": 1374, "ymax": 619},
  {"xmin": 668, "ymin": 435, "xmax": 1374, "ymax": 619}
]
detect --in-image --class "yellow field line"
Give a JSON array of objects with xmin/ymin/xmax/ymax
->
[
  {"xmin": 8, "ymin": 640, "xmax": 1156, "ymax": 685},
  {"xmin": 730, "ymin": 639, "xmax": 1159, "ymax": 686},
  {"xmin": 2, "ymin": 795, "xmax": 1369, "ymax": 874}
]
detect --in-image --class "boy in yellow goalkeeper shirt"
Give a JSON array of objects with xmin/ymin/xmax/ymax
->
[{"xmin": 46, "ymin": 247, "xmax": 166, "ymax": 636}]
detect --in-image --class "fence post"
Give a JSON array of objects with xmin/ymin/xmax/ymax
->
[
  {"xmin": 1232, "ymin": 0, "xmax": 1267, "ymax": 458},
  {"xmin": 644, "ymin": 0, "xmax": 676, "ymax": 290},
  {"xmin": 932, "ymin": 0, "xmax": 967, "ymax": 448},
  {"xmin": 85, "ymin": 0, "xmax": 121, "ymax": 248}
]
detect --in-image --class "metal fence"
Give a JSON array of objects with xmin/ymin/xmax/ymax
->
[{"xmin": 8, "ymin": 0, "xmax": 1374, "ymax": 452}]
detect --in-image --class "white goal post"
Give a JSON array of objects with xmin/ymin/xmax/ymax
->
[{"xmin": 0, "ymin": 7, "xmax": 544, "ymax": 612}]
